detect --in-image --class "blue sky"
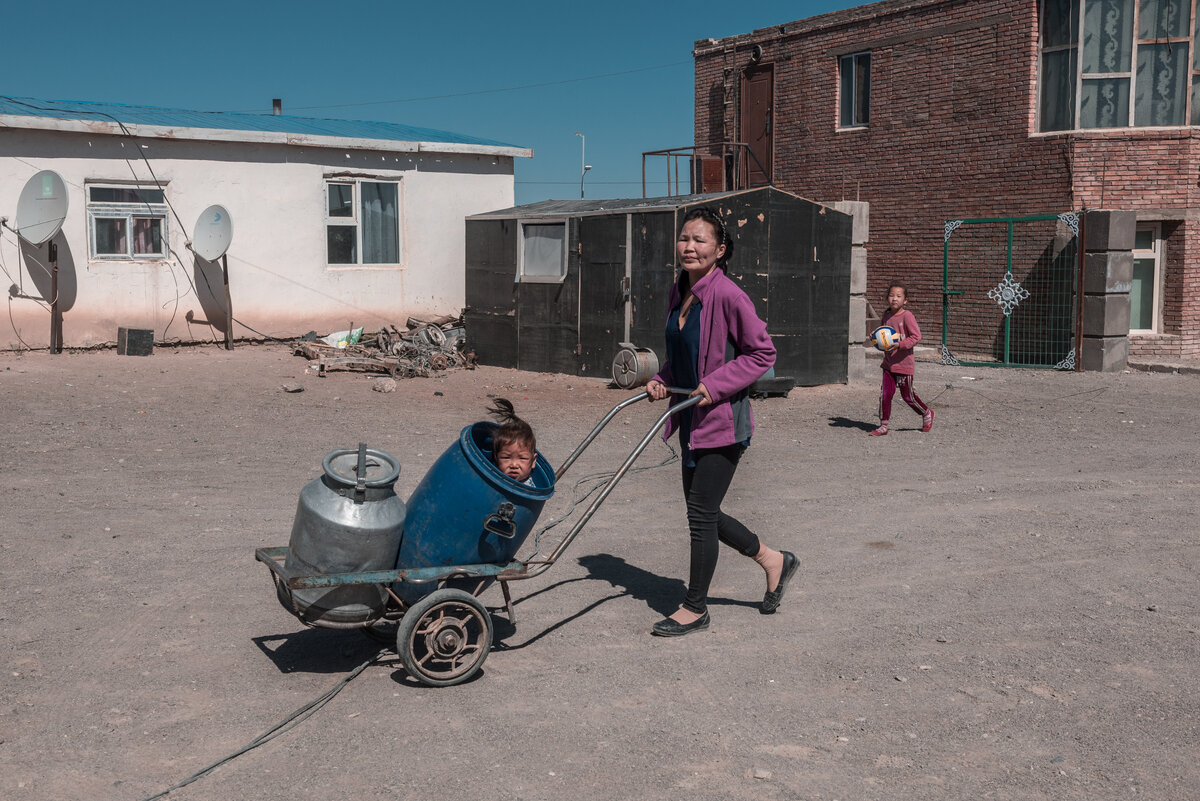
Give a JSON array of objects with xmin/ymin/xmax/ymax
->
[{"xmin": 2, "ymin": 0, "xmax": 861, "ymax": 206}]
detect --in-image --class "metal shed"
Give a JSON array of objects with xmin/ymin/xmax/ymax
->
[{"xmin": 465, "ymin": 187, "xmax": 852, "ymax": 386}]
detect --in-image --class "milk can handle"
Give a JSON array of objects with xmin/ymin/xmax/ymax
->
[
  {"xmin": 353, "ymin": 443, "xmax": 368, "ymax": 500},
  {"xmin": 484, "ymin": 501, "xmax": 517, "ymax": 539}
]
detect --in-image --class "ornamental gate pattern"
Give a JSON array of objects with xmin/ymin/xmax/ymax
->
[{"xmin": 941, "ymin": 214, "xmax": 1081, "ymax": 370}]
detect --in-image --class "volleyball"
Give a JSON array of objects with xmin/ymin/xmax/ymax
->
[{"xmin": 872, "ymin": 325, "xmax": 901, "ymax": 351}]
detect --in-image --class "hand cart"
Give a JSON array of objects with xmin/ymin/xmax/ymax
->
[{"xmin": 256, "ymin": 389, "xmax": 700, "ymax": 687}]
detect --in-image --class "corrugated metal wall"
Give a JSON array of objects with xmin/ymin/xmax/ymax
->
[{"xmin": 465, "ymin": 188, "xmax": 852, "ymax": 385}]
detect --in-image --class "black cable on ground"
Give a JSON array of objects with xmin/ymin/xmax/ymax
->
[{"xmin": 139, "ymin": 648, "xmax": 387, "ymax": 801}]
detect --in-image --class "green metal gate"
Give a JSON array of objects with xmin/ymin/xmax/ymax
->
[{"xmin": 941, "ymin": 213, "xmax": 1081, "ymax": 370}]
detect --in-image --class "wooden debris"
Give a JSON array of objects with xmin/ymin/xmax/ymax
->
[{"xmin": 295, "ymin": 313, "xmax": 474, "ymax": 378}]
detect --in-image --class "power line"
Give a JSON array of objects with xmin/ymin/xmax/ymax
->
[{"xmin": 224, "ymin": 61, "xmax": 691, "ymax": 113}]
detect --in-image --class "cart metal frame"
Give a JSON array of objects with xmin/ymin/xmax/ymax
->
[{"xmin": 256, "ymin": 389, "xmax": 700, "ymax": 686}]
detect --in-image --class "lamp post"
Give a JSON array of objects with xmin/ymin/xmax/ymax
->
[{"xmin": 575, "ymin": 131, "xmax": 592, "ymax": 199}]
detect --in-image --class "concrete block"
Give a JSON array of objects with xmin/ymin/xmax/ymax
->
[
  {"xmin": 1084, "ymin": 210, "xmax": 1136, "ymax": 252},
  {"xmin": 850, "ymin": 246, "xmax": 867, "ymax": 295},
  {"xmin": 846, "ymin": 345, "xmax": 871, "ymax": 383},
  {"xmin": 827, "ymin": 200, "xmax": 869, "ymax": 245},
  {"xmin": 1083, "ymin": 251, "xmax": 1134, "ymax": 294},
  {"xmin": 1082, "ymin": 293, "xmax": 1130, "ymax": 337},
  {"xmin": 1080, "ymin": 335, "xmax": 1128, "ymax": 372},
  {"xmin": 848, "ymin": 296, "xmax": 866, "ymax": 343}
]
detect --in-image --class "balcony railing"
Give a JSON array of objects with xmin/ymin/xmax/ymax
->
[{"xmin": 641, "ymin": 142, "xmax": 769, "ymax": 197}]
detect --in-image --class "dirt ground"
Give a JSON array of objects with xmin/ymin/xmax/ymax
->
[{"xmin": 2, "ymin": 343, "xmax": 1198, "ymax": 801}]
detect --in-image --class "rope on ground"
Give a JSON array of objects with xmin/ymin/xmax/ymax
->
[
  {"xmin": 527, "ymin": 438, "xmax": 678, "ymax": 559},
  {"xmin": 929, "ymin": 383, "xmax": 1108, "ymax": 411},
  {"xmin": 139, "ymin": 648, "xmax": 388, "ymax": 801}
]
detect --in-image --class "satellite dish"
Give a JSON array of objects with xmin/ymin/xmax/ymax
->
[
  {"xmin": 15, "ymin": 171, "xmax": 68, "ymax": 245},
  {"xmin": 192, "ymin": 204, "xmax": 233, "ymax": 261}
]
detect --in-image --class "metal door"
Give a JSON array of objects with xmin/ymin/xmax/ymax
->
[
  {"xmin": 577, "ymin": 215, "xmax": 627, "ymax": 377},
  {"xmin": 740, "ymin": 65, "xmax": 773, "ymax": 187},
  {"xmin": 941, "ymin": 213, "xmax": 1080, "ymax": 369}
]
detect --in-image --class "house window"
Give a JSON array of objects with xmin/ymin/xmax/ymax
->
[
  {"xmin": 1130, "ymin": 223, "xmax": 1162, "ymax": 332},
  {"xmin": 518, "ymin": 222, "xmax": 567, "ymax": 282},
  {"xmin": 1040, "ymin": 0, "xmax": 1197, "ymax": 131},
  {"xmin": 325, "ymin": 180, "xmax": 400, "ymax": 265},
  {"xmin": 838, "ymin": 51, "xmax": 871, "ymax": 128},
  {"xmin": 86, "ymin": 184, "xmax": 169, "ymax": 260}
]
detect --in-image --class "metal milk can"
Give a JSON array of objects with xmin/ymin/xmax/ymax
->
[{"xmin": 280, "ymin": 444, "xmax": 405, "ymax": 626}]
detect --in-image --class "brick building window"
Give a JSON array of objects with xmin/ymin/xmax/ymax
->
[
  {"xmin": 1130, "ymin": 223, "xmax": 1162, "ymax": 332},
  {"xmin": 839, "ymin": 51, "xmax": 871, "ymax": 128},
  {"xmin": 1040, "ymin": 0, "xmax": 1197, "ymax": 131}
]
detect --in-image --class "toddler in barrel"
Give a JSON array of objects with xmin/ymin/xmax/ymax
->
[{"xmin": 488, "ymin": 398, "xmax": 537, "ymax": 485}]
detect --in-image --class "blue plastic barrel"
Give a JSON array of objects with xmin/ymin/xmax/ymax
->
[{"xmin": 395, "ymin": 422, "xmax": 554, "ymax": 597}]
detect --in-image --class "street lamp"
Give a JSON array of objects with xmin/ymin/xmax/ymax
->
[{"xmin": 575, "ymin": 131, "xmax": 592, "ymax": 199}]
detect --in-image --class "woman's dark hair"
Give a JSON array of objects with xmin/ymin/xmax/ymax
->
[
  {"xmin": 488, "ymin": 397, "xmax": 536, "ymax": 455},
  {"xmin": 681, "ymin": 206, "xmax": 733, "ymax": 270}
]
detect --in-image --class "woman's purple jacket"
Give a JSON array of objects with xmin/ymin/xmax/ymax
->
[{"xmin": 651, "ymin": 266, "xmax": 776, "ymax": 450}]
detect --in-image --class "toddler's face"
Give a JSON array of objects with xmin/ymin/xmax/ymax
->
[
  {"xmin": 887, "ymin": 287, "xmax": 907, "ymax": 312},
  {"xmin": 496, "ymin": 442, "xmax": 535, "ymax": 482}
]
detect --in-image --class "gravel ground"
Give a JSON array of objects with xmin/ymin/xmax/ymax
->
[{"xmin": 2, "ymin": 343, "xmax": 1198, "ymax": 801}]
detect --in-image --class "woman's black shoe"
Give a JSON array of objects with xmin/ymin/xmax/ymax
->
[
  {"xmin": 761, "ymin": 551, "xmax": 799, "ymax": 613},
  {"xmin": 651, "ymin": 610, "xmax": 710, "ymax": 637}
]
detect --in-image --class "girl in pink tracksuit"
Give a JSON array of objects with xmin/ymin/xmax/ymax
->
[{"xmin": 867, "ymin": 283, "xmax": 933, "ymax": 436}]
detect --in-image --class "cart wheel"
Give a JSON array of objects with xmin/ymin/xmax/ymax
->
[{"xmin": 396, "ymin": 588, "xmax": 493, "ymax": 687}]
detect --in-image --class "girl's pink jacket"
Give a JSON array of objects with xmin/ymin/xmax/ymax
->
[{"xmin": 880, "ymin": 308, "xmax": 921, "ymax": 375}]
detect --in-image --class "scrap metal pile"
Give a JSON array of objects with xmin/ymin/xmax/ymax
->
[{"xmin": 295, "ymin": 315, "xmax": 475, "ymax": 378}]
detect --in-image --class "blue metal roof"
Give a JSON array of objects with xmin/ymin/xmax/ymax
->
[{"xmin": 0, "ymin": 95, "xmax": 523, "ymax": 150}]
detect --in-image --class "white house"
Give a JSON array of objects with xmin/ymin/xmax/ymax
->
[{"xmin": 0, "ymin": 95, "xmax": 531, "ymax": 349}]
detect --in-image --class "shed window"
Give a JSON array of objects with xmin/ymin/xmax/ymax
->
[
  {"xmin": 1040, "ymin": 0, "xmax": 1199, "ymax": 130},
  {"xmin": 326, "ymin": 180, "xmax": 401, "ymax": 266},
  {"xmin": 838, "ymin": 51, "xmax": 871, "ymax": 128},
  {"xmin": 87, "ymin": 184, "xmax": 169, "ymax": 260},
  {"xmin": 519, "ymin": 222, "xmax": 567, "ymax": 282}
]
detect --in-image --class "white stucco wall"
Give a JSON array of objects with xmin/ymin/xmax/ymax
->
[{"xmin": 0, "ymin": 126, "xmax": 520, "ymax": 348}]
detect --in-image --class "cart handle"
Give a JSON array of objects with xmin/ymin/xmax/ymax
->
[
  {"xmin": 555, "ymin": 386, "xmax": 696, "ymax": 481},
  {"xmin": 510, "ymin": 390, "xmax": 703, "ymax": 582}
]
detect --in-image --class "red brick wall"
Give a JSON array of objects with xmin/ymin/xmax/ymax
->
[
  {"xmin": 1178, "ymin": 221, "xmax": 1200, "ymax": 358},
  {"xmin": 693, "ymin": 0, "xmax": 1200, "ymax": 358}
]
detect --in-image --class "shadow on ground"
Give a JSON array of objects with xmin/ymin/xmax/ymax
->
[
  {"xmin": 828, "ymin": 415, "xmax": 877, "ymax": 431},
  {"xmin": 252, "ymin": 628, "xmax": 385, "ymax": 674}
]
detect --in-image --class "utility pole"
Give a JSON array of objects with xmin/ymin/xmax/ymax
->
[{"xmin": 575, "ymin": 131, "xmax": 591, "ymax": 199}]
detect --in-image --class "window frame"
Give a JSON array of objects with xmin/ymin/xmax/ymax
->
[
  {"xmin": 324, "ymin": 178, "xmax": 403, "ymax": 268},
  {"xmin": 85, "ymin": 182, "xmax": 170, "ymax": 261},
  {"xmin": 516, "ymin": 219, "xmax": 569, "ymax": 283},
  {"xmin": 1129, "ymin": 221, "xmax": 1164, "ymax": 334},
  {"xmin": 838, "ymin": 50, "xmax": 871, "ymax": 129},
  {"xmin": 1038, "ymin": 0, "xmax": 1199, "ymax": 131}
]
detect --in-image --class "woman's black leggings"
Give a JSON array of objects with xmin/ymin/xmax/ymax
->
[{"xmin": 681, "ymin": 443, "xmax": 761, "ymax": 614}]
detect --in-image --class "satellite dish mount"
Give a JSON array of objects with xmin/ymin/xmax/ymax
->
[
  {"xmin": 191, "ymin": 205, "xmax": 235, "ymax": 350},
  {"xmin": 7, "ymin": 171, "xmax": 69, "ymax": 353}
]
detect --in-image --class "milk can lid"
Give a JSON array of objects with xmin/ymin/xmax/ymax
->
[{"xmin": 322, "ymin": 446, "xmax": 401, "ymax": 489}]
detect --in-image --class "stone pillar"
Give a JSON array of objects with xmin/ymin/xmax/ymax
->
[
  {"xmin": 829, "ymin": 201, "xmax": 870, "ymax": 383},
  {"xmin": 1080, "ymin": 210, "xmax": 1134, "ymax": 372}
]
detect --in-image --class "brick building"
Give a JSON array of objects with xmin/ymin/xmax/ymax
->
[{"xmin": 692, "ymin": 0, "xmax": 1200, "ymax": 361}]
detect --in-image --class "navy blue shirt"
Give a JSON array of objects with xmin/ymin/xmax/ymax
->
[{"xmin": 665, "ymin": 301, "xmax": 702, "ymax": 467}]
